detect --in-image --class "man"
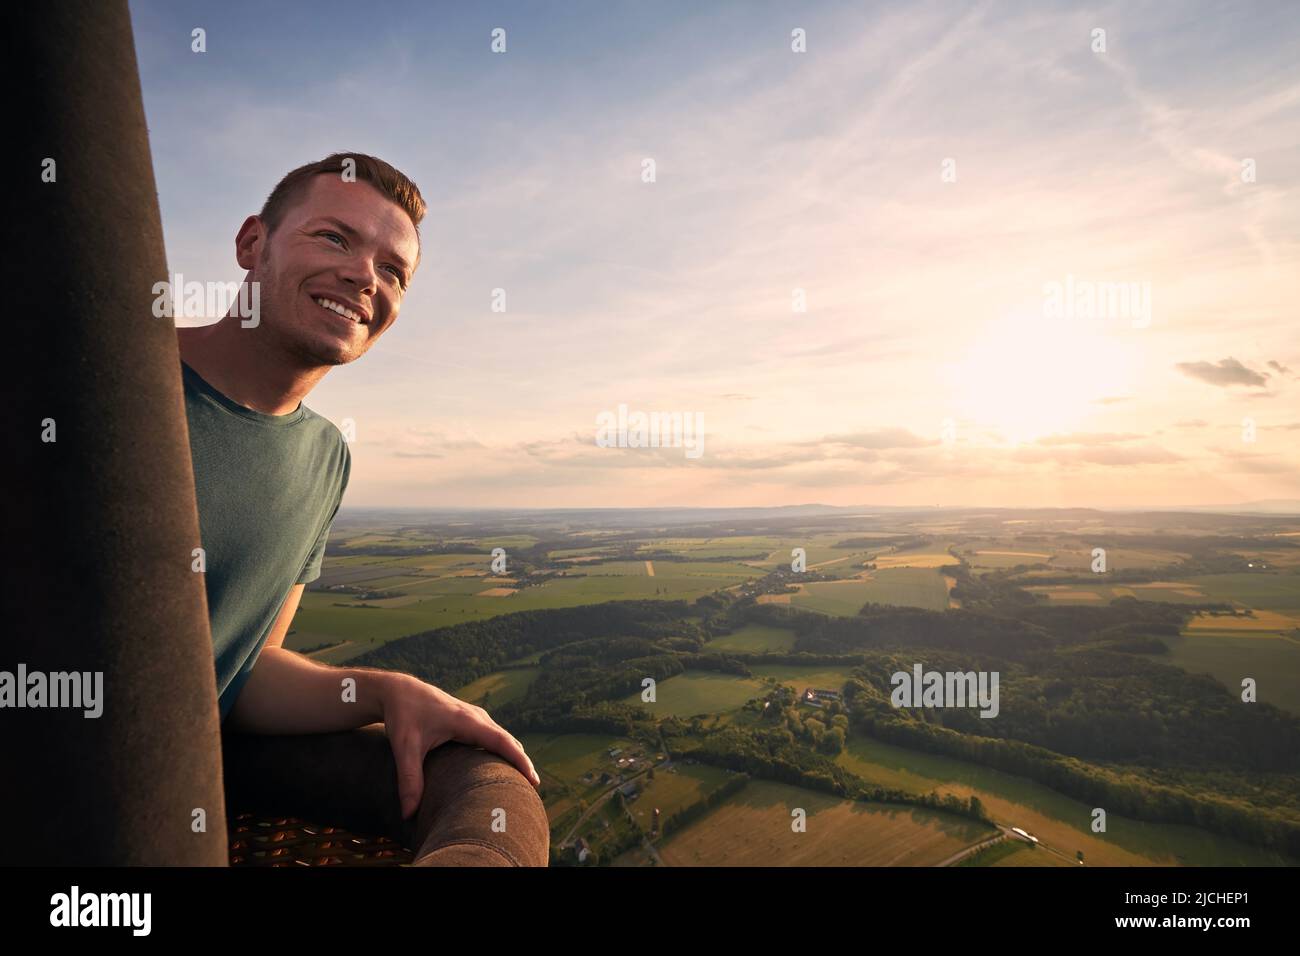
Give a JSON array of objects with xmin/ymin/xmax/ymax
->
[{"xmin": 177, "ymin": 153, "xmax": 549, "ymax": 866}]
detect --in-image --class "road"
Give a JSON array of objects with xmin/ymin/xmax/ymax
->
[
  {"xmin": 557, "ymin": 760, "xmax": 663, "ymax": 848},
  {"xmin": 938, "ymin": 823, "xmax": 1083, "ymax": 867}
]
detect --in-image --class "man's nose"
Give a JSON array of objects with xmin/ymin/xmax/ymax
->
[{"xmin": 338, "ymin": 254, "xmax": 379, "ymax": 295}]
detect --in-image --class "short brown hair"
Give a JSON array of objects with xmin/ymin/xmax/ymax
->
[{"xmin": 258, "ymin": 152, "xmax": 426, "ymax": 246}]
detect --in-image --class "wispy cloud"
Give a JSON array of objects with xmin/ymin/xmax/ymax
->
[{"xmin": 1175, "ymin": 358, "xmax": 1270, "ymax": 388}]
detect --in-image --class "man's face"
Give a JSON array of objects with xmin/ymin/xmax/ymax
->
[{"xmin": 239, "ymin": 174, "xmax": 420, "ymax": 367}]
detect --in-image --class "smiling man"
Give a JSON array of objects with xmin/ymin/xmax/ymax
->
[{"xmin": 177, "ymin": 153, "xmax": 549, "ymax": 866}]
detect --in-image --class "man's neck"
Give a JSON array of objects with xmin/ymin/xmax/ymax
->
[{"xmin": 177, "ymin": 314, "xmax": 328, "ymax": 415}]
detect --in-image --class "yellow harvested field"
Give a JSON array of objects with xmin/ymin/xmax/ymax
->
[
  {"xmin": 1044, "ymin": 590, "xmax": 1103, "ymax": 601},
  {"xmin": 757, "ymin": 585, "xmax": 805, "ymax": 605},
  {"xmin": 659, "ymin": 780, "xmax": 989, "ymax": 867},
  {"xmin": 1188, "ymin": 610, "xmax": 1300, "ymax": 632},
  {"xmin": 475, "ymin": 587, "xmax": 518, "ymax": 597},
  {"xmin": 1132, "ymin": 582, "xmax": 1199, "ymax": 589},
  {"xmin": 1112, "ymin": 587, "xmax": 1136, "ymax": 597},
  {"xmin": 974, "ymin": 550, "xmax": 1052, "ymax": 558},
  {"xmin": 873, "ymin": 553, "xmax": 956, "ymax": 569},
  {"xmin": 644, "ymin": 561, "xmax": 655, "ymax": 577}
]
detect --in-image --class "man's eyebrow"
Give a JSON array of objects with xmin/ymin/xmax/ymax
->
[{"xmin": 307, "ymin": 216, "xmax": 413, "ymax": 273}]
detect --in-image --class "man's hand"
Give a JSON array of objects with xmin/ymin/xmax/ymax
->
[{"xmin": 379, "ymin": 672, "xmax": 541, "ymax": 820}]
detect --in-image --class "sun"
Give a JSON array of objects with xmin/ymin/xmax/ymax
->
[{"xmin": 945, "ymin": 307, "xmax": 1141, "ymax": 445}]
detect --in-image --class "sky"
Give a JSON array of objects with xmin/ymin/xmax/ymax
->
[{"xmin": 130, "ymin": 0, "xmax": 1300, "ymax": 510}]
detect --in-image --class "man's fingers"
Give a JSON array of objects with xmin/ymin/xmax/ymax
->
[
  {"xmin": 459, "ymin": 711, "xmax": 540, "ymax": 786},
  {"xmin": 390, "ymin": 735, "xmax": 427, "ymax": 820}
]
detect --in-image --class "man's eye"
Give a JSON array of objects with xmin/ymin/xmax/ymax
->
[{"xmin": 321, "ymin": 232, "xmax": 344, "ymax": 245}]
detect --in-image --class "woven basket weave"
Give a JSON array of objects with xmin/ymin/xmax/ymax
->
[{"xmin": 228, "ymin": 811, "xmax": 414, "ymax": 867}]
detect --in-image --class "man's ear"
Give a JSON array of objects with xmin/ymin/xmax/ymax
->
[{"xmin": 234, "ymin": 215, "xmax": 267, "ymax": 270}]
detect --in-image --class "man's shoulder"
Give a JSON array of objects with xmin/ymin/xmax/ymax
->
[{"xmin": 298, "ymin": 404, "xmax": 352, "ymax": 474}]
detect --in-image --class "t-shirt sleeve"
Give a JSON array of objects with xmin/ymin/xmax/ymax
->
[{"xmin": 296, "ymin": 439, "xmax": 351, "ymax": 585}]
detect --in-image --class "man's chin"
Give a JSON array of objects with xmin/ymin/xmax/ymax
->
[{"xmin": 296, "ymin": 337, "xmax": 365, "ymax": 368}]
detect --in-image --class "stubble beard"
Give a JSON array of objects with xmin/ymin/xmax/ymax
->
[{"xmin": 256, "ymin": 247, "xmax": 355, "ymax": 369}]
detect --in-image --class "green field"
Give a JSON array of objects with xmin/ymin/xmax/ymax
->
[
  {"xmin": 704, "ymin": 624, "xmax": 798, "ymax": 653},
  {"xmin": 749, "ymin": 663, "xmax": 858, "ymax": 695},
  {"xmin": 835, "ymin": 734, "xmax": 1292, "ymax": 866},
  {"xmin": 521, "ymin": 732, "xmax": 634, "ymax": 790},
  {"xmin": 962, "ymin": 549, "xmax": 1054, "ymax": 569},
  {"xmin": 621, "ymin": 670, "xmax": 768, "ymax": 716},
  {"xmin": 645, "ymin": 534, "xmax": 894, "ymax": 574},
  {"xmin": 1150, "ymin": 632, "xmax": 1300, "ymax": 715},
  {"xmin": 455, "ymin": 667, "xmax": 538, "ymax": 709},
  {"xmin": 1023, "ymin": 583, "xmax": 1211, "ymax": 605},
  {"xmin": 1041, "ymin": 546, "xmax": 1191, "ymax": 572},
  {"xmin": 625, "ymin": 762, "xmax": 736, "ymax": 832},
  {"xmin": 289, "ymin": 558, "xmax": 765, "ymax": 662},
  {"xmin": 1186, "ymin": 573, "xmax": 1300, "ymax": 611},
  {"xmin": 790, "ymin": 567, "xmax": 950, "ymax": 615}
]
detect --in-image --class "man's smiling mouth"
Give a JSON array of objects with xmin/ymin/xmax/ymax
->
[{"xmin": 313, "ymin": 296, "xmax": 369, "ymax": 324}]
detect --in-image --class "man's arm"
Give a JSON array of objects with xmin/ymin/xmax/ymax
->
[
  {"xmin": 223, "ymin": 583, "xmax": 541, "ymax": 815},
  {"xmin": 223, "ymin": 583, "xmax": 401, "ymax": 735}
]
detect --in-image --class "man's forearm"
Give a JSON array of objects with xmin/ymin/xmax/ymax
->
[{"xmin": 224, "ymin": 646, "xmax": 408, "ymax": 734}]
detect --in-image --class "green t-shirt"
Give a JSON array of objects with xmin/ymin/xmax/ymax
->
[{"xmin": 181, "ymin": 360, "xmax": 350, "ymax": 721}]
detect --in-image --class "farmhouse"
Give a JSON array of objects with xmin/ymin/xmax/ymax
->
[{"xmin": 801, "ymin": 687, "xmax": 842, "ymax": 707}]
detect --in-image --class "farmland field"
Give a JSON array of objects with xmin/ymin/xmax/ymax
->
[
  {"xmin": 871, "ymin": 548, "xmax": 958, "ymax": 569},
  {"xmin": 1022, "ymin": 582, "xmax": 1212, "ymax": 604},
  {"xmin": 1185, "ymin": 573, "xmax": 1300, "ymax": 611},
  {"xmin": 521, "ymin": 733, "xmax": 634, "ymax": 790},
  {"xmin": 288, "ymin": 558, "xmax": 765, "ymax": 661},
  {"xmin": 835, "ymin": 735, "xmax": 1291, "ymax": 865},
  {"xmin": 749, "ymin": 663, "xmax": 859, "ymax": 695},
  {"xmin": 302, "ymin": 507, "xmax": 1300, "ymax": 868},
  {"xmin": 625, "ymin": 762, "xmax": 736, "ymax": 832},
  {"xmin": 791, "ymin": 567, "xmax": 950, "ymax": 615},
  {"xmin": 455, "ymin": 667, "xmax": 538, "ymax": 708},
  {"xmin": 1149, "ymin": 631, "xmax": 1300, "ymax": 715},
  {"xmin": 704, "ymin": 623, "xmax": 798, "ymax": 653},
  {"xmin": 657, "ymin": 778, "xmax": 991, "ymax": 866},
  {"xmin": 963, "ymin": 549, "xmax": 1054, "ymax": 569},
  {"xmin": 621, "ymin": 670, "xmax": 768, "ymax": 716}
]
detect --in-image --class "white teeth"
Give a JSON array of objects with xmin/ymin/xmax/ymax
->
[{"xmin": 314, "ymin": 297, "xmax": 363, "ymax": 323}]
